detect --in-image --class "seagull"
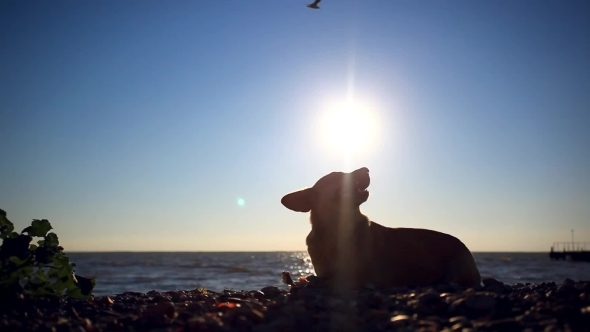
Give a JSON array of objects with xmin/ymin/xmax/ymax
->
[{"xmin": 307, "ymin": 0, "xmax": 321, "ymax": 9}]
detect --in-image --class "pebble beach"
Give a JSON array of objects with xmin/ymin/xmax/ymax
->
[{"xmin": 2, "ymin": 275, "xmax": 589, "ymax": 332}]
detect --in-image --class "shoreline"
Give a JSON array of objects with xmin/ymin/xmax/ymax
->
[{"xmin": 2, "ymin": 278, "xmax": 589, "ymax": 332}]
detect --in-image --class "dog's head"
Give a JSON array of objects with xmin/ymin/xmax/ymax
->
[{"xmin": 281, "ymin": 167, "xmax": 371, "ymax": 225}]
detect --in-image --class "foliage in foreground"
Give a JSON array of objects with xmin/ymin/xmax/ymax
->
[{"xmin": 0, "ymin": 209, "xmax": 95, "ymax": 299}]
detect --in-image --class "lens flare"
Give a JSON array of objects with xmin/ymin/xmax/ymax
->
[{"xmin": 237, "ymin": 198, "xmax": 245, "ymax": 207}]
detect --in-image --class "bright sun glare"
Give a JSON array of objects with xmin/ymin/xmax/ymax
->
[{"xmin": 319, "ymin": 101, "xmax": 379, "ymax": 158}]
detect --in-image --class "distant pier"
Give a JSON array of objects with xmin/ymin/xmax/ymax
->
[{"xmin": 549, "ymin": 242, "xmax": 590, "ymax": 262}]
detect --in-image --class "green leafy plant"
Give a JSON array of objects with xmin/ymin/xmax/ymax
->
[{"xmin": 0, "ymin": 209, "xmax": 95, "ymax": 299}]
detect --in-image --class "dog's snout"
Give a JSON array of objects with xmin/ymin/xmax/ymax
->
[
  {"xmin": 353, "ymin": 167, "xmax": 370, "ymax": 190},
  {"xmin": 356, "ymin": 167, "xmax": 369, "ymax": 174}
]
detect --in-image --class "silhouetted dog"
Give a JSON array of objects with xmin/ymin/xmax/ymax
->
[{"xmin": 281, "ymin": 167, "xmax": 481, "ymax": 290}]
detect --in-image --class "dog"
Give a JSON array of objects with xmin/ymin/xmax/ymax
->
[{"xmin": 281, "ymin": 167, "xmax": 481, "ymax": 290}]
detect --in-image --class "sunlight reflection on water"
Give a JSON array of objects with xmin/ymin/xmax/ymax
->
[{"xmin": 68, "ymin": 252, "xmax": 590, "ymax": 296}]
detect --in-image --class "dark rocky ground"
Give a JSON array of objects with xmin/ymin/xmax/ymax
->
[{"xmin": 1, "ymin": 276, "xmax": 589, "ymax": 332}]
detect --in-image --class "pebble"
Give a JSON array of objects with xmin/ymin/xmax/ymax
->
[
  {"xmin": 562, "ymin": 278, "xmax": 575, "ymax": 287},
  {"xmin": 484, "ymin": 318, "xmax": 521, "ymax": 331},
  {"xmin": 449, "ymin": 316, "xmax": 469, "ymax": 325},
  {"xmin": 466, "ymin": 293, "xmax": 497, "ymax": 312},
  {"xmin": 448, "ymin": 298, "xmax": 467, "ymax": 315},
  {"xmin": 390, "ymin": 314, "xmax": 411, "ymax": 326},
  {"xmin": 482, "ymin": 277, "xmax": 508, "ymax": 293},
  {"xmin": 418, "ymin": 290, "xmax": 442, "ymax": 306},
  {"xmin": 260, "ymin": 286, "xmax": 282, "ymax": 298},
  {"xmin": 1, "ymin": 278, "xmax": 589, "ymax": 331},
  {"xmin": 247, "ymin": 290, "xmax": 263, "ymax": 301}
]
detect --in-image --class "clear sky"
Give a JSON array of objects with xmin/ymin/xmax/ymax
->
[{"xmin": 1, "ymin": 0, "xmax": 589, "ymax": 252}]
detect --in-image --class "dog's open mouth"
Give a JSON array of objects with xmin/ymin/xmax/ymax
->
[
  {"xmin": 353, "ymin": 168, "xmax": 370, "ymax": 202},
  {"xmin": 355, "ymin": 187, "xmax": 370, "ymax": 204},
  {"xmin": 356, "ymin": 186, "xmax": 369, "ymax": 194},
  {"xmin": 354, "ymin": 168, "xmax": 370, "ymax": 191},
  {"xmin": 354, "ymin": 180, "xmax": 370, "ymax": 203}
]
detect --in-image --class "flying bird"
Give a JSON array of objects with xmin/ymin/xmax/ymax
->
[{"xmin": 307, "ymin": 0, "xmax": 321, "ymax": 9}]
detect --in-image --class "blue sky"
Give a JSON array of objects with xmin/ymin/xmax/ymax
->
[{"xmin": 1, "ymin": 0, "xmax": 588, "ymax": 252}]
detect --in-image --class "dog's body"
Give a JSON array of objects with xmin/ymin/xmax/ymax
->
[{"xmin": 281, "ymin": 167, "xmax": 481, "ymax": 290}]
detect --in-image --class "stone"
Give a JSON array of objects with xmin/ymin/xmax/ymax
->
[
  {"xmin": 482, "ymin": 278, "xmax": 503, "ymax": 287},
  {"xmin": 417, "ymin": 319, "xmax": 439, "ymax": 330},
  {"xmin": 448, "ymin": 316, "xmax": 469, "ymax": 325},
  {"xmin": 435, "ymin": 284, "xmax": 458, "ymax": 293},
  {"xmin": 465, "ymin": 293, "xmax": 497, "ymax": 315},
  {"xmin": 260, "ymin": 286, "xmax": 282, "ymax": 298},
  {"xmin": 250, "ymin": 290, "xmax": 265, "ymax": 301},
  {"xmin": 144, "ymin": 301, "xmax": 177, "ymax": 325},
  {"xmin": 228, "ymin": 306, "xmax": 265, "ymax": 323},
  {"xmin": 450, "ymin": 323, "xmax": 464, "ymax": 331},
  {"xmin": 448, "ymin": 298, "xmax": 467, "ymax": 315},
  {"xmin": 186, "ymin": 301, "xmax": 206, "ymax": 313},
  {"xmin": 418, "ymin": 291, "xmax": 442, "ymax": 306},
  {"xmin": 390, "ymin": 314, "xmax": 411, "ymax": 328},
  {"xmin": 95, "ymin": 296, "xmax": 114, "ymax": 306},
  {"xmin": 485, "ymin": 318, "xmax": 521, "ymax": 331},
  {"xmin": 562, "ymin": 278, "xmax": 575, "ymax": 287},
  {"xmin": 482, "ymin": 278, "xmax": 508, "ymax": 293},
  {"xmin": 556, "ymin": 285, "xmax": 575, "ymax": 297}
]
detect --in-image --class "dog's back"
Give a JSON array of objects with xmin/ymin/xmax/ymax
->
[{"xmin": 367, "ymin": 224, "xmax": 481, "ymax": 288}]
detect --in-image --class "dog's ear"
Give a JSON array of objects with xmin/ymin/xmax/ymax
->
[{"xmin": 281, "ymin": 188, "xmax": 315, "ymax": 212}]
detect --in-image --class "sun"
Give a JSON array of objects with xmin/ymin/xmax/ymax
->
[{"xmin": 318, "ymin": 101, "xmax": 379, "ymax": 157}]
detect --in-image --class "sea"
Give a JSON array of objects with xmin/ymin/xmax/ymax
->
[{"xmin": 66, "ymin": 252, "xmax": 590, "ymax": 297}]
